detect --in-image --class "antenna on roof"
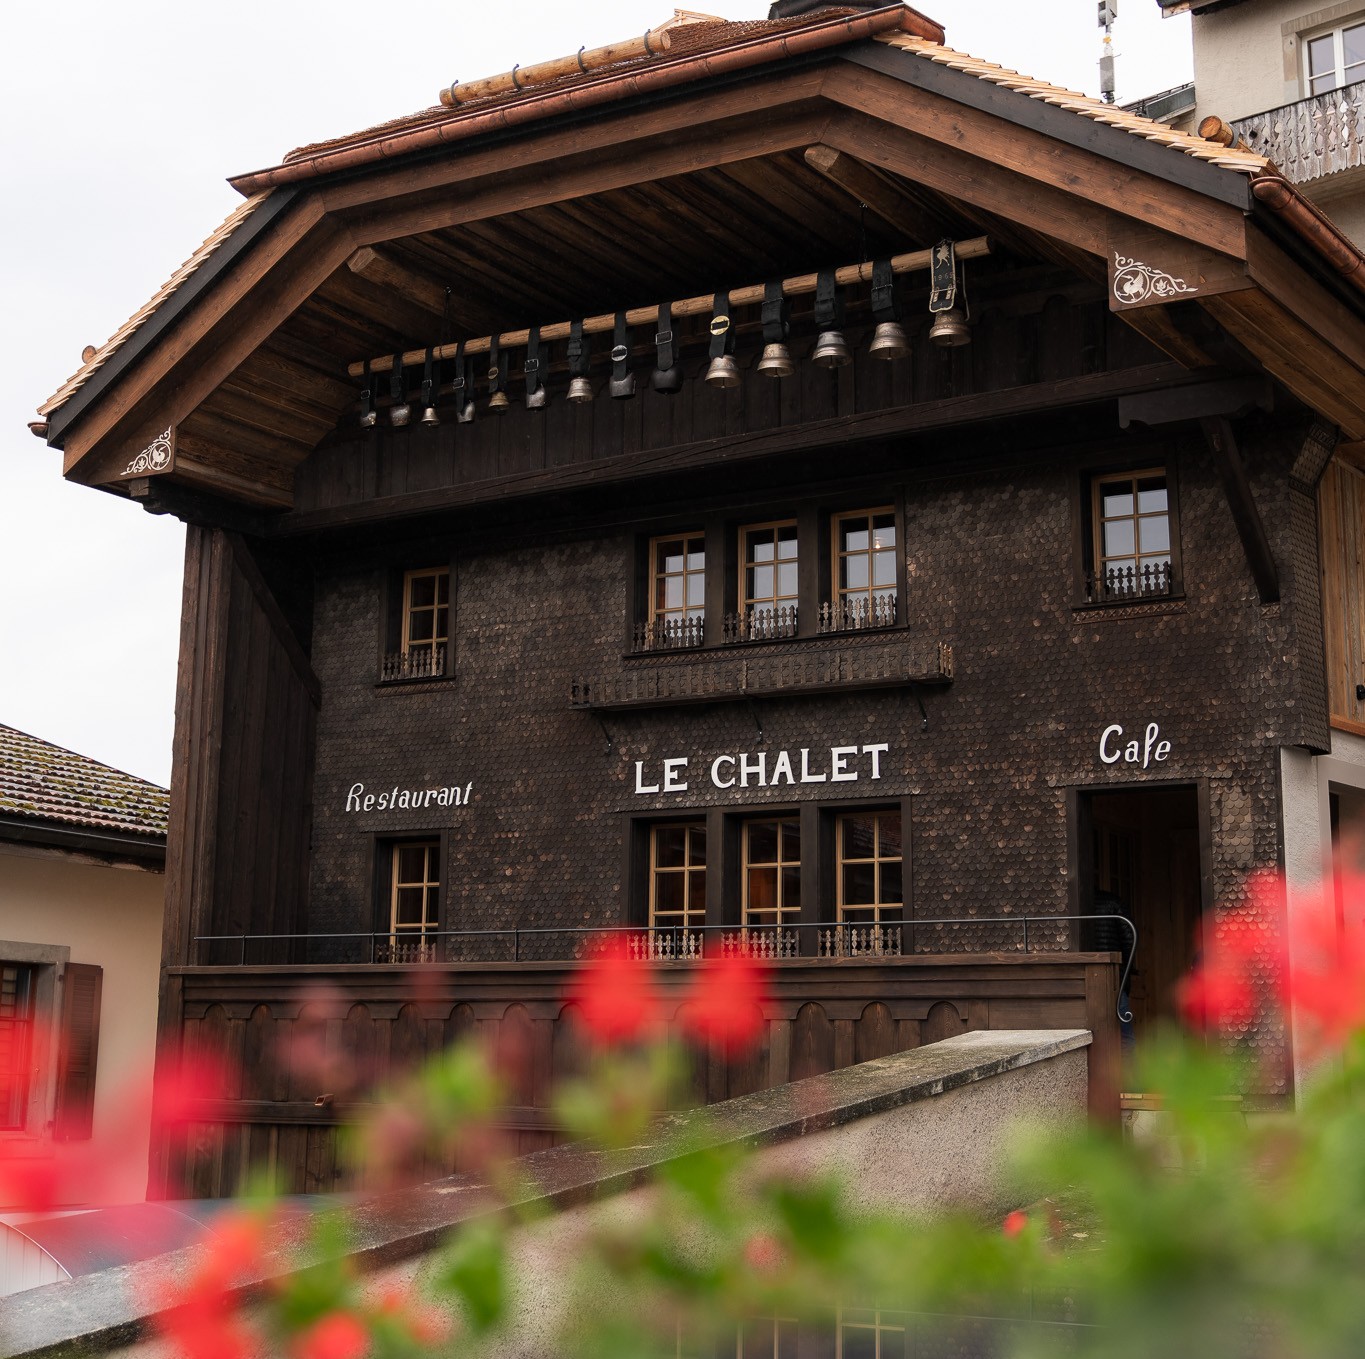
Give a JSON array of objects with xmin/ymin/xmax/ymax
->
[{"xmin": 1098, "ymin": 1, "xmax": 1118, "ymax": 104}]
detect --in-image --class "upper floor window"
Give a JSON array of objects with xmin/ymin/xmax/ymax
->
[
  {"xmin": 383, "ymin": 568, "xmax": 450, "ymax": 681},
  {"xmin": 827, "ymin": 509, "xmax": 898, "ymax": 631},
  {"xmin": 739, "ymin": 521, "xmax": 798, "ymax": 639},
  {"xmin": 1089, "ymin": 468, "xmax": 1173, "ymax": 602},
  {"xmin": 837, "ymin": 810, "xmax": 903, "ymax": 926},
  {"xmin": 0, "ymin": 964, "xmax": 35, "ymax": 1131},
  {"xmin": 644, "ymin": 533, "xmax": 705, "ymax": 650},
  {"xmin": 1305, "ymin": 21, "xmax": 1365, "ymax": 96}
]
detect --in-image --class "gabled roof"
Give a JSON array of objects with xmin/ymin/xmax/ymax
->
[{"xmin": 0, "ymin": 724, "xmax": 169, "ymax": 844}]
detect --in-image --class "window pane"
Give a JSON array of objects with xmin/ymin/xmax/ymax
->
[
  {"xmin": 843, "ymin": 861, "xmax": 876, "ymax": 906},
  {"xmin": 408, "ymin": 611, "xmax": 433, "ymax": 643},
  {"xmin": 395, "ymin": 887, "xmax": 425, "ymax": 925},
  {"xmin": 687, "ymin": 548, "xmax": 705, "ymax": 571},
  {"xmin": 409, "ymin": 575, "xmax": 435, "ymax": 608},
  {"xmin": 781, "ymin": 865, "xmax": 801, "ymax": 911},
  {"xmin": 842, "ymin": 555, "xmax": 869, "ymax": 590},
  {"xmin": 872, "ymin": 551, "xmax": 897, "ymax": 588},
  {"xmin": 750, "ymin": 536, "xmax": 775, "ymax": 564},
  {"xmin": 1308, "ymin": 32, "xmax": 1336, "ymax": 80},
  {"xmin": 752, "ymin": 564, "xmax": 774, "ymax": 600},
  {"xmin": 781, "ymin": 820, "xmax": 801, "ymax": 863},
  {"xmin": 659, "ymin": 540, "xmax": 686, "ymax": 574},
  {"xmin": 777, "ymin": 526, "xmax": 798, "ymax": 558},
  {"xmin": 843, "ymin": 1328, "xmax": 877, "ymax": 1359},
  {"xmin": 436, "ymin": 574, "xmax": 450, "ymax": 605},
  {"xmin": 434, "ymin": 607, "xmax": 449, "ymax": 640},
  {"xmin": 748, "ymin": 867, "xmax": 777, "ymax": 912},
  {"xmin": 1102, "ymin": 489, "xmax": 1133, "ymax": 518},
  {"xmin": 748, "ymin": 821, "xmax": 778, "ymax": 864},
  {"xmin": 1103, "ymin": 520, "xmax": 1135, "ymax": 557},
  {"xmin": 1347, "ymin": 24, "xmax": 1365, "ymax": 76},
  {"xmin": 686, "ymin": 574, "xmax": 705, "ymax": 608},
  {"xmin": 877, "ymin": 812, "xmax": 902, "ymax": 857},
  {"xmin": 777, "ymin": 562, "xmax": 798, "ymax": 598},
  {"xmin": 1137, "ymin": 481, "xmax": 1167, "ymax": 513},
  {"xmin": 688, "ymin": 825, "xmax": 707, "ymax": 866},
  {"xmin": 1139, "ymin": 517, "xmax": 1170, "ymax": 553},
  {"xmin": 655, "ymin": 873, "xmax": 684, "ymax": 914},
  {"xmin": 880, "ymin": 859, "xmax": 903, "ymax": 906},
  {"xmin": 664, "ymin": 576, "xmax": 684, "ymax": 609},
  {"xmin": 655, "ymin": 826, "xmax": 686, "ymax": 868},
  {"xmin": 843, "ymin": 814, "xmax": 876, "ymax": 859},
  {"xmin": 690, "ymin": 869, "xmax": 707, "ymax": 914},
  {"xmin": 842, "ymin": 522, "xmax": 869, "ymax": 552},
  {"xmin": 872, "ymin": 514, "xmax": 896, "ymax": 547},
  {"xmin": 397, "ymin": 846, "xmax": 428, "ymax": 883}
]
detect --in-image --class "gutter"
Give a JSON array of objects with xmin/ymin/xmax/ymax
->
[
  {"xmin": 227, "ymin": 5, "xmax": 941, "ymax": 195},
  {"xmin": 1250, "ymin": 173, "xmax": 1365, "ymax": 290},
  {"xmin": 0, "ymin": 815, "xmax": 166, "ymax": 866}
]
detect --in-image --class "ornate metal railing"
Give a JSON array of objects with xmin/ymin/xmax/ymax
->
[
  {"xmin": 1232, "ymin": 82, "xmax": 1365, "ymax": 183},
  {"xmin": 1085, "ymin": 561, "xmax": 1173, "ymax": 604},
  {"xmin": 380, "ymin": 645, "xmax": 446, "ymax": 681}
]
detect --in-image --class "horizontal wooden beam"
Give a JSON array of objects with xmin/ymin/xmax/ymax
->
[{"xmin": 272, "ymin": 361, "xmax": 1195, "ymax": 536}]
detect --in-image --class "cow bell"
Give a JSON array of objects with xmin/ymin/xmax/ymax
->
[
  {"xmin": 488, "ymin": 389, "xmax": 510, "ymax": 413},
  {"xmin": 420, "ymin": 404, "xmax": 440, "ymax": 426},
  {"xmin": 757, "ymin": 342, "xmax": 795, "ymax": 379},
  {"xmin": 651, "ymin": 365, "xmax": 682, "ymax": 394},
  {"xmin": 456, "ymin": 397, "xmax": 475, "ymax": 424},
  {"xmin": 389, "ymin": 401, "xmax": 412, "ymax": 427},
  {"xmin": 812, "ymin": 330, "xmax": 852, "ymax": 368},
  {"xmin": 360, "ymin": 407, "xmax": 377, "ymax": 429},
  {"xmin": 868, "ymin": 321, "xmax": 910, "ymax": 361},
  {"xmin": 929, "ymin": 306, "xmax": 972, "ymax": 347},
  {"xmin": 705, "ymin": 354, "xmax": 741, "ymax": 388},
  {"xmin": 568, "ymin": 375, "xmax": 594, "ymax": 403},
  {"xmin": 526, "ymin": 385, "xmax": 548, "ymax": 411},
  {"xmin": 610, "ymin": 372, "xmax": 638, "ymax": 400}
]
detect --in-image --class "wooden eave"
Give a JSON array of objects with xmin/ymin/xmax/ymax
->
[{"xmin": 46, "ymin": 37, "xmax": 1365, "ymax": 514}]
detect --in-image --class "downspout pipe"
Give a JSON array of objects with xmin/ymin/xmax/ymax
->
[{"xmin": 227, "ymin": 5, "xmax": 943, "ymax": 195}]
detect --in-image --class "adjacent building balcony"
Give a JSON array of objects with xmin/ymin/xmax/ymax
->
[{"xmin": 1232, "ymin": 83, "xmax": 1365, "ymax": 185}]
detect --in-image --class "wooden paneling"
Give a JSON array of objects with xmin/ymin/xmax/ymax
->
[
  {"xmin": 1320, "ymin": 457, "xmax": 1365, "ymax": 733},
  {"xmin": 156, "ymin": 955, "xmax": 1118, "ymax": 1198}
]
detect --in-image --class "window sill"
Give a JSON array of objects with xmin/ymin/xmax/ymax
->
[
  {"xmin": 1070, "ymin": 592, "xmax": 1186, "ymax": 621},
  {"xmin": 374, "ymin": 674, "xmax": 456, "ymax": 693},
  {"xmin": 573, "ymin": 632, "xmax": 952, "ymax": 711},
  {"xmin": 622, "ymin": 621, "xmax": 910, "ymax": 663}
]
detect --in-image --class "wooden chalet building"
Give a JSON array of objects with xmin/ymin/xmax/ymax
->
[{"xmin": 31, "ymin": 1, "xmax": 1365, "ymax": 1195}]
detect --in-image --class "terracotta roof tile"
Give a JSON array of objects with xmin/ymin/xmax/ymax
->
[
  {"xmin": 38, "ymin": 192, "xmax": 271, "ymax": 418},
  {"xmin": 876, "ymin": 34, "xmax": 1269, "ymax": 174},
  {"xmin": 0, "ymin": 724, "xmax": 169, "ymax": 841}
]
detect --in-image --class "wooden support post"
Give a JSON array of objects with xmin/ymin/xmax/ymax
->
[
  {"xmin": 1200, "ymin": 415, "xmax": 1281, "ymax": 603},
  {"xmin": 1084, "ymin": 960, "xmax": 1121, "ymax": 1125}
]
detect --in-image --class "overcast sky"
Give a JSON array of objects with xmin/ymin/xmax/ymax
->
[{"xmin": 0, "ymin": 1, "xmax": 1192, "ymax": 787}]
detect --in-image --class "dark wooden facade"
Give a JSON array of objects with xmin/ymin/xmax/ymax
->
[{"xmin": 39, "ymin": 5, "xmax": 1365, "ymax": 1194}]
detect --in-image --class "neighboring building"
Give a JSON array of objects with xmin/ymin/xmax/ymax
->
[
  {"xmin": 0, "ymin": 725, "xmax": 167, "ymax": 1215},
  {"xmin": 29, "ymin": 0, "xmax": 1365, "ymax": 1196}
]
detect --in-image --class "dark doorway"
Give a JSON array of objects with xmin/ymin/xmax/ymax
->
[{"xmin": 1078, "ymin": 785, "xmax": 1204, "ymax": 1036}]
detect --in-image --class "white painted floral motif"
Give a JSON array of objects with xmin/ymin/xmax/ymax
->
[
  {"xmin": 1112, "ymin": 253, "xmax": 1198, "ymax": 305},
  {"xmin": 123, "ymin": 428, "xmax": 173, "ymax": 476}
]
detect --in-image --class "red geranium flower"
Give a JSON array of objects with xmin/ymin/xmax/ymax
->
[
  {"xmin": 1002, "ymin": 1210, "xmax": 1029, "ymax": 1238},
  {"xmin": 683, "ymin": 954, "xmax": 769, "ymax": 1056},
  {"xmin": 295, "ymin": 1312, "xmax": 370, "ymax": 1359},
  {"xmin": 566, "ymin": 935, "xmax": 663, "ymax": 1045}
]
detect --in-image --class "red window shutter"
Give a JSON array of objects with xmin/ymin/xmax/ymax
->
[{"xmin": 54, "ymin": 964, "xmax": 102, "ymax": 1141}]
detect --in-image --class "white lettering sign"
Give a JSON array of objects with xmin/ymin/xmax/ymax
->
[
  {"xmin": 1098, "ymin": 722, "xmax": 1171, "ymax": 769},
  {"xmin": 634, "ymin": 743, "xmax": 890, "ymax": 795},
  {"xmin": 345, "ymin": 781, "xmax": 473, "ymax": 812}
]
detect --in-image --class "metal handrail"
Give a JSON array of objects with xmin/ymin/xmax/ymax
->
[{"xmin": 191, "ymin": 914, "xmax": 1137, "ymax": 1024}]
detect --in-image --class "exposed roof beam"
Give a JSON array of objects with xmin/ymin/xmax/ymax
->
[{"xmin": 1201, "ymin": 415, "xmax": 1280, "ymax": 604}]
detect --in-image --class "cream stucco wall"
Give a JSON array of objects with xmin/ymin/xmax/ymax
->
[
  {"xmin": 0, "ymin": 846, "xmax": 164, "ymax": 1206},
  {"xmin": 1190, "ymin": 0, "xmax": 1365, "ymax": 123}
]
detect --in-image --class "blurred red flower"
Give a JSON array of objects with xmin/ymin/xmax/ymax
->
[
  {"xmin": 566, "ymin": 936, "xmax": 663, "ymax": 1045},
  {"xmin": 1283, "ymin": 863, "xmax": 1365, "ymax": 1051},
  {"xmin": 683, "ymin": 955, "xmax": 769, "ymax": 1056},
  {"xmin": 1002, "ymin": 1210, "xmax": 1028, "ymax": 1238},
  {"xmin": 295, "ymin": 1312, "xmax": 370, "ymax": 1359}
]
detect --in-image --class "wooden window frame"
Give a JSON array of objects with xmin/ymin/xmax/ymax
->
[
  {"xmin": 741, "ymin": 815, "xmax": 802, "ymax": 929},
  {"xmin": 1077, "ymin": 457, "xmax": 1183, "ymax": 607},
  {"xmin": 829, "ymin": 506, "xmax": 900, "ymax": 630},
  {"xmin": 647, "ymin": 821, "xmax": 708, "ymax": 934},
  {"xmin": 835, "ymin": 808, "xmax": 905, "ymax": 926},
  {"xmin": 738, "ymin": 519, "xmax": 799, "ymax": 638},
  {"xmin": 401, "ymin": 566, "xmax": 450, "ymax": 659},
  {"xmin": 0, "ymin": 963, "xmax": 37, "ymax": 1133},
  {"xmin": 1303, "ymin": 17, "xmax": 1365, "ymax": 96},
  {"xmin": 376, "ymin": 839, "xmax": 444, "ymax": 963}
]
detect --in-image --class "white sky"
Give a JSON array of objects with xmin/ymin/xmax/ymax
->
[{"xmin": 0, "ymin": 1, "xmax": 1192, "ymax": 787}]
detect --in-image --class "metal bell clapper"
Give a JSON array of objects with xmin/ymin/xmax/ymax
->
[{"xmin": 812, "ymin": 329, "xmax": 852, "ymax": 367}]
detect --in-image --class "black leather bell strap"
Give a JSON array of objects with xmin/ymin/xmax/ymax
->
[
  {"xmin": 870, "ymin": 260, "xmax": 897, "ymax": 324},
  {"xmin": 761, "ymin": 280, "xmax": 789, "ymax": 344},
  {"xmin": 929, "ymin": 238, "xmax": 958, "ymax": 314},
  {"xmin": 360, "ymin": 360, "xmax": 373, "ymax": 418},
  {"xmin": 452, "ymin": 341, "xmax": 467, "ymax": 399},
  {"xmin": 612, "ymin": 312, "xmax": 630, "ymax": 385},
  {"xmin": 421, "ymin": 347, "xmax": 436, "ymax": 407},
  {"xmin": 525, "ymin": 326, "xmax": 542, "ymax": 397},
  {"xmin": 488, "ymin": 336, "xmax": 502, "ymax": 396},
  {"xmin": 814, "ymin": 269, "xmax": 843, "ymax": 330},
  {"xmin": 389, "ymin": 353, "xmax": 405, "ymax": 405},
  {"xmin": 568, "ymin": 319, "xmax": 588, "ymax": 377},
  {"xmin": 708, "ymin": 292, "xmax": 733, "ymax": 359},
  {"xmin": 655, "ymin": 302, "xmax": 675, "ymax": 373}
]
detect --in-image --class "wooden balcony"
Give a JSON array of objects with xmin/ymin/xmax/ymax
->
[
  {"xmin": 1232, "ymin": 83, "xmax": 1365, "ymax": 184},
  {"xmin": 161, "ymin": 948, "xmax": 1121, "ymax": 1199}
]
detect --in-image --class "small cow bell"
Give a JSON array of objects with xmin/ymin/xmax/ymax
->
[
  {"xmin": 525, "ymin": 386, "xmax": 548, "ymax": 411},
  {"xmin": 651, "ymin": 365, "xmax": 682, "ymax": 394},
  {"xmin": 705, "ymin": 354, "xmax": 741, "ymax": 388},
  {"xmin": 389, "ymin": 402, "xmax": 412, "ymax": 427},
  {"xmin": 610, "ymin": 372, "xmax": 638, "ymax": 400},
  {"xmin": 812, "ymin": 330, "xmax": 852, "ymax": 368},
  {"xmin": 420, "ymin": 404, "xmax": 440, "ymax": 427},
  {"xmin": 488, "ymin": 389, "xmax": 510, "ymax": 413},
  {"xmin": 456, "ymin": 398, "xmax": 475, "ymax": 424},
  {"xmin": 568, "ymin": 376, "xmax": 594, "ymax": 404},
  {"xmin": 757, "ymin": 342, "xmax": 795, "ymax": 379},
  {"xmin": 359, "ymin": 409, "xmax": 378, "ymax": 429},
  {"xmin": 868, "ymin": 321, "xmax": 910, "ymax": 361},
  {"xmin": 929, "ymin": 306, "xmax": 972, "ymax": 347}
]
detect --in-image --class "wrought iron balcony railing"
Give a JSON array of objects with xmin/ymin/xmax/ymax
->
[{"xmin": 1232, "ymin": 82, "xmax": 1365, "ymax": 184}]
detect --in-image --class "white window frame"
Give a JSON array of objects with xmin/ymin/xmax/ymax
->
[{"xmin": 1302, "ymin": 16, "xmax": 1365, "ymax": 96}]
